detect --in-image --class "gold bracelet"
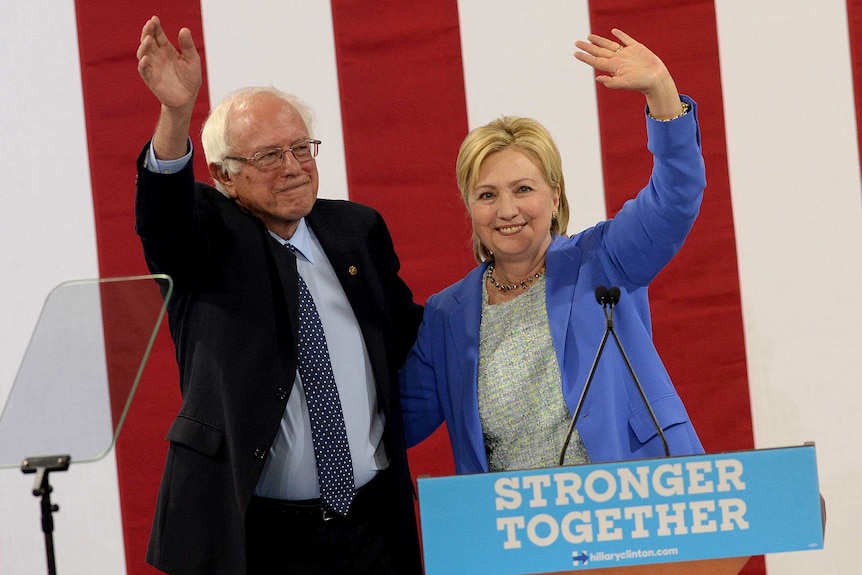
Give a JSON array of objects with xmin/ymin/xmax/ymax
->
[{"xmin": 648, "ymin": 101, "xmax": 691, "ymax": 122}]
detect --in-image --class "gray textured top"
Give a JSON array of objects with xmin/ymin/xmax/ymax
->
[{"xmin": 478, "ymin": 273, "xmax": 590, "ymax": 472}]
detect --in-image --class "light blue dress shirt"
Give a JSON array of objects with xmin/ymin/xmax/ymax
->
[{"xmin": 260, "ymin": 222, "xmax": 386, "ymax": 499}]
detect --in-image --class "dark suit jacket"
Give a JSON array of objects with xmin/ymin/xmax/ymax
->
[{"xmin": 135, "ymin": 147, "xmax": 423, "ymax": 575}]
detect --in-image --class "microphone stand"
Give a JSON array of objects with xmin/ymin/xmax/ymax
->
[{"xmin": 559, "ymin": 287, "xmax": 669, "ymax": 465}]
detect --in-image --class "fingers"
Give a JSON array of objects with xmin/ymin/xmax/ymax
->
[
  {"xmin": 140, "ymin": 16, "xmax": 154, "ymax": 44},
  {"xmin": 137, "ymin": 30, "xmax": 155, "ymax": 63},
  {"xmin": 136, "ymin": 38, "xmax": 148, "ymax": 62},
  {"xmin": 572, "ymin": 48, "xmax": 604, "ymax": 72},
  {"xmin": 177, "ymin": 27, "xmax": 199, "ymax": 61},
  {"xmin": 137, "ymin": 16, "xmax": 162, "ymax": 62},
  {"xmin": 574, "ymin": 39, "xmax": 604, "ymax": 60},
  {"xmin": 578, "ymin": 28, "xmax": 638, "ymax": 60},
  {"xmin": 139, "ymin": 15, "xmax": 180, "ymax": 55},
  {"xmin": 575, "ymin": 29, "xmax": 674, "ymax": 96},
  {"xmin": 137, "ymin": 16, "xmax": 168, "ymax": 84},
  {"xmin": 573, "ymin": 33, "xmax": 619, "ymax": 76},
  {"xmin": 138, "ymin": 17, "xmax": 197, "ymax": 71},
  {"xmin": 610, "ymin": 29, "xmax": 637, "ymax": 49},
  {"xmin": 140, "ymin": 15, "xmax": 165, "ymax": 45},
  {"xmin": 137, "ymin": 40, "xmax": 156, "ymax": 81},
  {"xmin": 586, "ymin": 33, "xmax": 622, "ymax": 55},
  {"xmin": 573, "ymin": 29, "xmax": 632, "ymax": 89}
]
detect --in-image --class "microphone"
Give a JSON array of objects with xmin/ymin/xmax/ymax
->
[
  {"xmin": 558, "ymin": 285, "xmax": 670, "ymax": 465},
  {"xmin": 594, "ymin": 285, "xmax": 620, "ymax": 307},
  {"xmin": 594, "ymin": 285, "xmax": 608, "ymax": 306}
]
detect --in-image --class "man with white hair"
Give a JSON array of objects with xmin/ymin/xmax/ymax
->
[{"xmin": 135, "ymin": 15, "xmax": 422, "ymax": 575}]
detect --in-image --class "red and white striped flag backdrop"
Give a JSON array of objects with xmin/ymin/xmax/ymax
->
[{"xmin": 1, "ymin": 1, "xmax": 860, "ymax": 573}]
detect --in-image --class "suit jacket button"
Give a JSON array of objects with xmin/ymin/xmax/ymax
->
[
  {"xmin": 253, "ymin": 449, "xmax": 267, "ymax": 460},
  {"xmin": 276, "ymin": 387, "xmax": 288, "ymax": 401}
]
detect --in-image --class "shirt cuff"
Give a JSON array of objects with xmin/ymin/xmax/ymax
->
[{"xmin": 143, "ymin": 138, "xmax": 193, "ymax": 174}]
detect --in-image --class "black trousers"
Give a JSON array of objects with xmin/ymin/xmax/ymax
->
[{"xmin": 245, "ymin": 468, "xmax": 421, "ymax": 575}]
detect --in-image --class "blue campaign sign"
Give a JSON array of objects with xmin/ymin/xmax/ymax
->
[{"xmin": 417, "ymin": 445, "xmax": 823, "ymax": 575}]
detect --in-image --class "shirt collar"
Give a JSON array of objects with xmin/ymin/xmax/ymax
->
[{"xmin": 269, "ymin": 218, "xmax": 314, "ymax": 264}]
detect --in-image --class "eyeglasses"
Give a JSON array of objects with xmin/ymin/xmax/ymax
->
[{"xmin": 225, "ymin": 139, "xmax": 321, "ymax": 170}]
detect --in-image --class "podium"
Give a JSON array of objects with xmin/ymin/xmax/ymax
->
[
  {"xmin": 417, "ymin": 445, "xmax": 823, "ymax": 575},
  {"xmin": 0, "ymin": 275, "xmax": 172, "ymax": 574},
  {"xmin": 533, "ymin": 556, "xmax": 751, "ymax": 575}
]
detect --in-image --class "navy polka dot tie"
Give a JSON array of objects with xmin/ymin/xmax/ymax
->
[{"xmin": 287, "ymin": 244, "xmax": 355, "ymax": 516}]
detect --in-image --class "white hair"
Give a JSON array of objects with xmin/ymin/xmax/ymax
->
[{"xmin": 201, "ymin": 87, "xmax": 316, "ymax": 195}]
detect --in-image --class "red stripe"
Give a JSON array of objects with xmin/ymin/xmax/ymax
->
[
  {"xmin": 330, "ymin": 0, "xmax": 472, "ymax": 480},
  {"xmin": 847, "ymin": 0, "xmax": 862, "ymax": 180},
  {"xmin": 588, "ymin": 1, "xmax": 761, "ymax": 573},
  {"xmin": 74, "ymin": 2, "xmax": 211, "ymax": 572}
]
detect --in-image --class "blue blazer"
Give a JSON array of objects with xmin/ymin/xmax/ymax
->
[{"xmin": 401, "ymin": 97, "xmax": 706, "ymax": 474}]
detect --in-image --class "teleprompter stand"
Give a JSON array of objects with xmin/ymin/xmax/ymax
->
[
  {"xmin": 0, "ymin": 275, "xmax": 172, "ymax": 574},
  {"xmin": 21, "ymin": 455, "xmax": 70, "ymax": 575}
]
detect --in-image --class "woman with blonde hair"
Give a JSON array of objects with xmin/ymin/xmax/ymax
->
[{"xmin": 400, "ymin": 29, "xmax": 706, "ymax": 473}]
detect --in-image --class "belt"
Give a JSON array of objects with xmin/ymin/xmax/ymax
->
[{"xmin": 249, "ymin": 467, "xmax": 393, "ymax": 524}]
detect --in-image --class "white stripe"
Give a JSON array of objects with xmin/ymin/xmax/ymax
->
[
  {"xmin": 0, "ymin": 2, "xmax": 125, "ymax": 574},
  {"xmin": 457, "ymin": 0, "xmax": 607, "ymax": 233},
  {"xmin": 201, "ymin": 0, "xmax": 349, "ymax": 200},
  {"xmin": 717, "ymin": 1, "xmax": 860, "ymax": 572}
]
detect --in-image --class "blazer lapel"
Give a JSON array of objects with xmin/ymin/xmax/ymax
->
[
  {"xmin": 262, "ymin": 232, "xmax": 303, "ymax": 395},
  {"xmin": 304, "ymin": 212, "xmax": 392, "ymax": 410},
  {"xmin": 265, "ymin": 233, "xmax": 300, "ymax": 342},
  {"xmin": 449, "ymin": 265, "xmax": 489, "ymax": 470},
  {"xmin": 545, "ymin": 238, "xmax": 581, "ymax": 373}
]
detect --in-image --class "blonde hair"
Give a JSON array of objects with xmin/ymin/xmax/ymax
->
[{"xmin": 456, "ymin": 116, "xmax": 570, "ymax": 262}]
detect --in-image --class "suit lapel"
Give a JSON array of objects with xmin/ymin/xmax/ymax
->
[
  {"xmin": 261, "ymin": 231, "xmax": 303, "ymax": 404},
  {"xmin": 304, "ymin": 208, "xmax": 392, "ymax": 411},
  {"xmin": 449, "ymin": 266, "xmax": 488, "ymax": 470},
  {"xmin": 265, "ymin": 233, "xmax": 300, "ymax": 340},
  {"xmin": 545, "ymin": 238, "xmax": 581, "ymax": 374}
]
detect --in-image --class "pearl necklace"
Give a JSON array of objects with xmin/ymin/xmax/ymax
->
[{"xmin": 486, "ymin": 263, "xmax": 546, "ymax": 292}]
